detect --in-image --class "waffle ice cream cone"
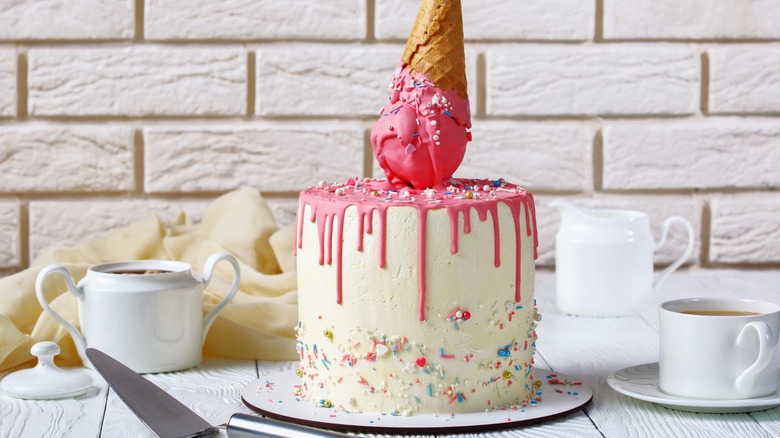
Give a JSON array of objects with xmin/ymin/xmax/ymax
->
[{"xmin": 402, "ymin": 0, "xmax": 468, "ymax": 99}]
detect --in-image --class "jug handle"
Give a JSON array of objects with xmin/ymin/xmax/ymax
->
[
  {"xmin": 653, "ymin": 216, "xmax": 695, "ymax": 292},
  {"xmin": 200, "ymin": 252, "xmax": 241, "ymax": 345},
  {"xmin": 35, "ymin": 265, "xmax": 88, "ymax": 365}
]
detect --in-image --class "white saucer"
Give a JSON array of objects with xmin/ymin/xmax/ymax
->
[
  {"xmin": 242, "ymin": 368, "xmax": 592, "ymax": 434},
  {"xmin": 607, "ymin": 363, "xmax": 780, "ymax": 413}
]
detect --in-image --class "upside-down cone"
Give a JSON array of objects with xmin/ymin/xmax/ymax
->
[{"xmin": 402, "ymin": 0, "xmax": 468, "ymax": 99}]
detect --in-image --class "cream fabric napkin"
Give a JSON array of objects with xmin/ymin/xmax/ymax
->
[{"xmin": 0, "ymin": 188, "xmax": 299, "ymax": 372}]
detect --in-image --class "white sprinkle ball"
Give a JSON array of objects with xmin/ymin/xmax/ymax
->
[{"xmin": 430, "ymin": 120, "xmax": 438, "ymax": 126}]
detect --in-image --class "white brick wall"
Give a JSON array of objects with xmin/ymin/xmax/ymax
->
[
  {"xmin": 0, "ymin": 49, "xmax": 15, "ymax": 117},
  {"xmin": 28, "ymin": 47, "xmax": 247, "ymax": 116},
  {"xmin": 0, "ymin": 0, "xmax": 133, "ymax": 40},
  {"xmin": 603, "ymin": 0, "xmax": 780, "ymax": 40},
  {"xmin": 709, "ymin": 46, "xmax": 780, "ymax": 114},
  {"xmin": 710, "ymin": 198, "xmax": 780, "ymax": 264},
  {"xmin": 487, "ymin": 45, "xmax": 700, "ymax": 116},
  {"xmin": 376, "ymin": 0, "xmax": 594, "ymax": 41},
  {"xmin": 0, "ymin": 203, "xmax": 20, "ymax": 269},
  {"xmin": 145, "ymin": 0, "xmax": 367, "ymax": 40},
  {"xmin": 0, "ymin": 1, "xmax": 779, "ymax": 273},
  {"xmin": 256, "ymin": 46, "xmax": 397, "ymax": 116},
  {"xmin": 603, "ymin": 121, "xmax": 780, "ymax": 190},
  {"xmin": 0, "ymin": 126, "xmax": 134, "ymax": 192},
  {"xmin": 144, "ymin": 124, "xmax": 364, "ymax": 192},
  {"xmin": 458, "ymin": 122, "xmax": 595, "ymax": 192}
]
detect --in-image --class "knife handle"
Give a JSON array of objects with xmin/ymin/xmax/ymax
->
[{"xmin": 226, "ymin": 413, "xmax": 354, "ymax": 438}]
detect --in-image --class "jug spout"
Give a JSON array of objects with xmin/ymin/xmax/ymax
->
[{"xmin": 548, "ymin": 198, "xmax": 590, "ymax": 221}]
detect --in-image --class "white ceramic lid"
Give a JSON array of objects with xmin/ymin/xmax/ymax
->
[{"xmin": 1, "ymin": 341, "xmax": 92, "ymax": 400}]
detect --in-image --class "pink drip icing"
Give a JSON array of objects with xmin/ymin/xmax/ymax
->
[
  {"xmin": 487, "ymin": 204, "xmax": 501, "ymax": 268},
  {"xmin": 447, "ymin": 208, "xmax": 460, "ymax": 254},
  {"xmin": 505, "ymin": 199, "xmax": 523, "ymax": 303},
  {"xmin": 528, "ymin": 195, "xmax": 539, "ymax": 259},
  {"xmin": 334, "ymin": 213, "xmax": 344, "ymax": 304},
  {"xmin": 357, "ymin": 211, "xmax": 365, "ymax": 252},
  {"xmin": 295, "ymin": 178, "xmax": 537, "ymax": 321}
]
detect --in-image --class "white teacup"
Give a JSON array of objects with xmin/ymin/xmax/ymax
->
[
  {"xmin": 659, "ymin": 298, "xmax": 780, "ymax": 399},
  {"xmin": 36, "ymin": 252, "xmax": 240, "ymax": 374}
]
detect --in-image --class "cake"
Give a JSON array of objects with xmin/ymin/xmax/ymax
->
[{"xmin": 294, "ymin": 0, "xmax": 539, "ymax": 415}]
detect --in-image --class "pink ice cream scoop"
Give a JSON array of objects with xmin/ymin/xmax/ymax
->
[{"xmin": 371, "ymin": 64, "xmax": 471, "ymax": 190}]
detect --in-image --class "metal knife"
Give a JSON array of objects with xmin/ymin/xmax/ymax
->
[{"xmin": 85, "ymin": 348, "xmax": 353, "ymax": 438}]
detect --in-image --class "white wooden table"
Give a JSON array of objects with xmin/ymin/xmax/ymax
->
[{"xmin": 2, "ymin": 270, "xmax": 780, "ymax": 437}]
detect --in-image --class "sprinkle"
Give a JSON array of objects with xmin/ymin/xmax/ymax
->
[
  {"xmin": 443, "ymin": 110, "xmax": 453, "ymax": 117},
  {"xmin": 440, "ymin": 348, "xmax": 456, "ymax": 359},
  {"xmin": 430, "ymin": 120, "xmax": 438, "ymax": 126}
]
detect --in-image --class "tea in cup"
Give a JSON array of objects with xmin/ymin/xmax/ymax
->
[
  {"xmin": 36, "ymin": 252, "xmax": 240, "ymax": 373},
  {"xmin": 659, "ymin": 298, "xmax": 780, "ymax": 399}
]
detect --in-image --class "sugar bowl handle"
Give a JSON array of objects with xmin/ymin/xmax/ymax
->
[
  {"xmin": 35, "ymin": 265, "xmax": 89, "ymax": 364},
  {"xmin": 199, "ymin": 252, "xmax": 241, "ymax": 345}
]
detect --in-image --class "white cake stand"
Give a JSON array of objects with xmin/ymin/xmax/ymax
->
[{"xmin": 241, "ymin": 368, "xmax": 592, "ymax": 434}]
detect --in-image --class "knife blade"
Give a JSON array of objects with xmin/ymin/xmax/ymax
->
[
  {"xmin": 86, "ymin": 348, "xmax": 218, "ymax": 438},
  {"xmin": 85, "ymin": 348, "xmax": 353, "ymax": 438}
]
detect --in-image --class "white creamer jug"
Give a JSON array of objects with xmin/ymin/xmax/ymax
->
[{"xmin": 550, "ymin": 199, "xmax": 694, "ymax": 317}]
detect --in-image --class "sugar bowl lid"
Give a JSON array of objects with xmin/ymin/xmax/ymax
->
[{"xmin": 1, "ymin": 341, "xmax": 92, "ymax": 399}]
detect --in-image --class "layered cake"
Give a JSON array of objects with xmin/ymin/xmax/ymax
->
[{"xmin": 295, "ymin": 0, "xmax": 539, "ymax": 415}]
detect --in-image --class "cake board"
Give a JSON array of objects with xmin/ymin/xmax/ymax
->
[{"xmin": 241, "ymin": 368, "xmax": 592, "ymax": 435}]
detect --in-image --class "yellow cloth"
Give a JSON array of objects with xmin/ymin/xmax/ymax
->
[{"xmin": 0, "ymin": 188, "xmax": 299, "ymax": 372}]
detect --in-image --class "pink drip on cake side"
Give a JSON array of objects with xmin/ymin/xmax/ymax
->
[{"xmin": 296, "ymin": 178, "xmax": 537, "ymax": 321}]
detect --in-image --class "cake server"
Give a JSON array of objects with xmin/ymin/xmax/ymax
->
[{"xmin": 85, "ymin": 348, "xmax": 352, "ymax": 438}]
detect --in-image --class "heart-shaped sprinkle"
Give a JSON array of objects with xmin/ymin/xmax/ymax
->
[
  {"xmin": 406, "ymin": 144, "xmax": 417, "ymax": 154},
  {"xmin": 415, "ymin": 357, "xmax": 427, "ymax": 367}
]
